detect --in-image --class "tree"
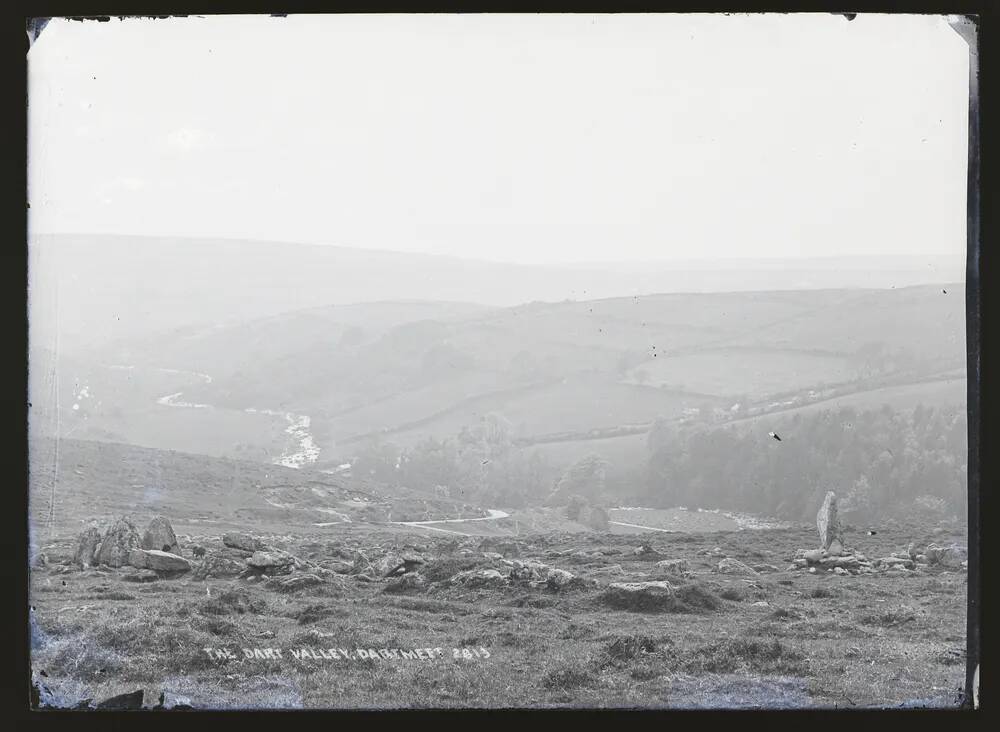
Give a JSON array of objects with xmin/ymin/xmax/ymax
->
[{"xmin": 551, "ymin": 454, "xmax": 610, "ymax": 504}]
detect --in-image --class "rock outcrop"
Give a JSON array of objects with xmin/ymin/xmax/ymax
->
[
  {"xmin": 924, "ymin": 543, "xmax": 967, "ymax": 568},
  {"xmin": 246, "ymin": 551, "xmax": 294, "ymax": 575},
  {"xmin": 192, "ymin": 554, "xmax": 246, "ymax": 580},
  {"xmin": 222, "ymin": 532, "xmax": 262, "ymax": 552},
  {"xmin": 450, "ymin": 568, "xmax": 508, "ymax": 588},
  {"xmin": 716, "ymin": 557, "xmax": 758, "ymax": 576}
]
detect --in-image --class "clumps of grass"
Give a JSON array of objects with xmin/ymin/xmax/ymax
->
[
  {"xmin": 199, "ymin": 588, "xmax": 269, "ymax": 616},
  {"xmin": 420, "ymin": 557, "xmax": 485, "ymax": 583},
  {"xmin": 682, "ymin": 638, "xmax": 808, "ymax": 675},
  {"xmin": 295, "ymin": 603, "xmax": 340, "ymax": 625},
  {"xmin": 598, "ymin": 634, "xmax": 658, "ymax": 670},
  {"xmin": 507, "ymin": 594, "xmax": 555, "ymax": 609},
  {"xmin": 770, "ymin": 607, "xmax": 803, "ymax": 621},
  {"xmin": 719, "ymin": 586, "xmax": 746, "ymax": 601},
  {"xmin": 45, "ymin": 639, "xmax": 128, "ymax": 682},
  {"xmin": 192, "ymin": 616, "xmax": 244, "ymax": 638},
  {"xmin": 860, "ymin": 609, "xmax": 917, "ymax": 628},
  {"xmin": 807, "ymin": 587, "xmax": 836, "ymax": 599},
  {"xmin": 629, "ymin": 663, "xmax": 663, "ymax": 681},
  {"xmin": 936, "ymin": 649, "xmax": 965, "ymax": 666},
  {"xmin": 387, "ymin": 597, "xmax": 472, "ymax": 615},
  {"xmin": 558, "ymin": 623, "xmax": 596, "ymax": 641},
  {"xmin": 83, "ymin": 591, "xmax": 137, "ymax": 601},
  {"xmin": 541, "ymin": 662, "xmax": 597, "ymax": 690},
  {"xmin": 674, "ymin": 582, "xmax": 723, "ymax": 612},
  {"xmin": 599, "ymin": 580, "xmax": 722, "ymax": 614}
]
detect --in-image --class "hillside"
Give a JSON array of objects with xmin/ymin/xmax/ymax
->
[
  {"xmin": 28, "ymin": 438, "xmax": 490, "ymax": 539},
  {"xmin": 29, "ymin": 233, "xmax": 964, "ymax": 354},
  {"xmin": 30, "ymin": 282, "xmax": 967, "ymax": 481}
]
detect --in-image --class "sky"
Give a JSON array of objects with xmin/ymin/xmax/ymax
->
[{"xmin": 27, "ymin": 13, "xmax": 971, "ymax": 266}]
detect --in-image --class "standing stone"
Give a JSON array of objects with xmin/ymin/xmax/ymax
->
[
  {"xmin": 73, "ymin": 526, "xmax": 103, "ymax": 568},
  {"xmin": 141, "ymin": 516, "xmax": 179, "ymax": 553},
  {"xmin": 96, "ymin": 517, "xmax": 141, "ymax": 568},
  {"xmin": 816, "ymin": 491, "xmax": 842, "ymax": 551}
]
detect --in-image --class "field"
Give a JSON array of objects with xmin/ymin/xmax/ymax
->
[
  {"xmin": 30, "ymin": 519, "xmax": 968, "ymax": 709},
  {"xmin": 631, "ymin": 348, "xmax": 855, "ymax": 399}
]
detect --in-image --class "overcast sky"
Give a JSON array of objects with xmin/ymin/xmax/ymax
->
[{"xmin": 27, "ymin": 13, "xmax": 970, "ymax": 266}]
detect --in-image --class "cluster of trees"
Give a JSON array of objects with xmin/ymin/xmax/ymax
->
[
  {"xmin": 850, "ymin": 342, "xmax": 918, "ymax": 380},
  {"xmin": 346, "ymin": 402, "xmax": 967, "ymax": 524},
  {"xmin": 641, "ymin": 403, "xmax": 967, "ymax": 521},
  {"xmin": 348, "ymin": 413, "xmax": 555, "ymax": 508}
]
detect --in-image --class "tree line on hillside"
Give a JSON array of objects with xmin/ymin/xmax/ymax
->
[
  {"xmin": 642, "ymin": 403, "xmax": 967, "ymax": 522},
  {"xmin": 347, "ymin": 413, "xmax": 556, "ymax": 508},
  {"xmin": 344, "ymin": 403, "xmax": 967, "ymax": 523}
]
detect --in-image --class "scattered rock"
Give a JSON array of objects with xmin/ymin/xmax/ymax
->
[
  {"xmin": 802, "ymin": 549, "xmax": 825, "ymax": 564},
  {"xmin": 247, "ymin": 551, "xmax": 294, "ymax": 575},
  {"xmin": 96, "ymin": 689, "xmax": 144, "ymax": 710},
  {"xmin": 833, "ymin": 567, "xmax": 848, "ymax": 576},
  {"xmin": 504, "ymin": 559, "xmax": 575, "ymax": 588},
  {"xmin": 73, "ymin": 526, "xmax": 102, "ymax": 568},
  {"xmin": 545, "ymin": 568, "xmax": 577, "ymax": 589},
  {"xmin": 750, "ymin": 601, "xmax": 770, "ymax": 608},
  {"xmin": 752, "ymin": 564, "xmax": 781, "ymax": 573},
  {"xmin": 383, "ymin": 555, "xmax": 425, "ymax": 578},
  {"xmin": 656, "ymin": 559, "xmax": 690, "ymax": 576},
  {"xmin": 192, "ymin": 554, "xmax": 246, "ymax": 580},
  {"xmin": 925, "ymin": 543, "xmax": 967, "ymax": 568},
  {"xmin": 384, "ymin": 573, "xmax": 427, "ymax": 593},
  {"xmin": 96, "ymin": 517, "xmax": 141, "ymax": 568},
  {"xmin": 154, "ymin": 691, "xmax": 194, "ymax": 710},
  {"xmin": 450, "ymin": 568, "xmax": 508, "ymax": 588},
  {"xmin": 819, "ymin": 555, "xmax": 860, "ymax": 570},
  {"xmin": 877, "ymin": 556, "xmax": 915, "ymax": 570},
  {"xmin": 482, "ymin": 552, "xmax": 503, "ymax": 560},
  {"xmin": 816, "ymin": 491, "xmax": 843, "ymax": 552},
  {"xmin": 141, "ymin": 516, "xmax": 179, "ymax": 554},
  {"xmin": 716, "ymin": 558, "xmax": 758, "ymax": 576},
  {"xmin": 267, "ymin": 574, "xmax": 324, "ymax": 592},
  {"xmin": 222, "ymin": 532, "xmax": 262, "ymax": 552}
]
